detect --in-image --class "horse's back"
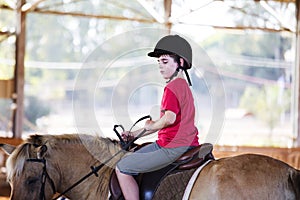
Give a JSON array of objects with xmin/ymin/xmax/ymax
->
[{"xmin": 190, "ymin": 154, "xmax": 300, "ymax": 200}]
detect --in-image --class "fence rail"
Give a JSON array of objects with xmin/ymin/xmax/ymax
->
[{"xmin": 213, "ymin": 145, "xmax": 300, "ymax": 169}]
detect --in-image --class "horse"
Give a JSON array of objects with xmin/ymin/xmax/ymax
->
[{"xmin": 1, "ymin": 133, "xmax": 300, "ymax": 200}]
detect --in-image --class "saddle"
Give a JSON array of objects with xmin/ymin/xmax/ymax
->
[{"xmin": 109, "ymin": 143, "xmax": 214, "ymax": 200}]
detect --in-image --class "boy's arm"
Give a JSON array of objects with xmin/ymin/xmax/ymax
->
[
  {"xmin": 142, "ymin": 110, "xmax": 176, "ymax": 136},
  {"xmin": 125, "ymin": 110, "xmax": 176, "ymax": 138}
]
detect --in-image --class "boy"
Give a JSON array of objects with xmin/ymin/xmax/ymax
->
[{"xmin": 116, "ymin": 35, "xmax": 206, "ymax": 200}]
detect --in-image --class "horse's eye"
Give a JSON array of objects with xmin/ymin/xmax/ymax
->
[{"xmin": 26, "ymin": 177, "xmax": 39, "ymax": 185}]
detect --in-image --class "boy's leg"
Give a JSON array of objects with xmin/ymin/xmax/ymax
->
[{"xmin": 116, "ymin": 167, "xmax": 139, "ymax": 200}]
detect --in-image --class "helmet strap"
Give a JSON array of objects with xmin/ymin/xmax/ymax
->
[
  {"xmin": 166, "ymin": 67, "xmax": 192, "ymax": 86},
  {"xmin": 181, "ymin": 67, "xmax": 192, "ymax": 86}
]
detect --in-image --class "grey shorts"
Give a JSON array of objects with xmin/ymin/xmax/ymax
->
[{"xmin": 116, "ymin": 142, "xmax": 190, "ymax": 175}]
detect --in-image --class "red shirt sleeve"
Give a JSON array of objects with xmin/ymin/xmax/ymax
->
[{"xmin": 161, "ymin": 87, "xmax": 180, "ymax": 115}]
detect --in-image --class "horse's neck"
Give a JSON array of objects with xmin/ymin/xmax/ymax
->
[{"xmin": 50, "ymin": 140, "xmax": 120, "ymax": 199}]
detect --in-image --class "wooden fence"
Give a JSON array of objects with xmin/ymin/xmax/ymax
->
[{"xmin": 213, "ymin": 145, "xmax": 300, "ymax": 169}]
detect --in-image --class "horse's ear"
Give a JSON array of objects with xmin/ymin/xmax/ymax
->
[
  {"xmin": 37, "ymin": 145, "xmax": 48, "ymax": 159},
  {"xmin": 0, "ymin": 144, "xmax": 16, "ymax": 155}
]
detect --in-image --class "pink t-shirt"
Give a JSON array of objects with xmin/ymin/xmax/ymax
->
[{"xmin": 156, "ymin": 78, "xmax": 199, "ymax": 148}]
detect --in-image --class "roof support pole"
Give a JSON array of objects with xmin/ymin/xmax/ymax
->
[
  {"xmin": 12, "ymin": 0, "xmax": 26, "ymax": 138},
  {"xmin": 164, "ymin": 0, "xmax": 172, "ymax": 33},
  {"xmin": 294, "ymin": 0, "xmax": 300, "ymax": 146}
]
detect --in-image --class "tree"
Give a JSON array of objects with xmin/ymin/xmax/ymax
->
[
  {"xmin": 24, "ymin": 96, "xmax": 50, "ymax": 127},
  {"xmin": 239, "ymin": 85, "xmax": 290, "ymax": 134}
]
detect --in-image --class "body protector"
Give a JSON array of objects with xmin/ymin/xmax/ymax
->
[{"xmin": 148, "ymin": 35, "xmax": 193, "ymax": 85}]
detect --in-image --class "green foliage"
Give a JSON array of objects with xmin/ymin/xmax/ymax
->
[
  {"xmin": 0, "ymin": 8, "xmax": 15, "ymax": 79},
  {"xmin": 0, "ymin": 99, "xmax": 12, "ymax": 119},
  {"xmin": 239, "ymin": 85, "xmax": 290, "ymax": 132},
  {"xmin": 0, "ymin": 99, "xmax": 12, "ymax": 132},
  {"xmin": 0, "ymin": 97, "xmax": 50, "ymax": 130},
  {"xmin": 202, "ymin": 32, "xmax": 291, "ymax": 79},
  {"xmin": 24, "ymin": 96, "xmax": 50, "ymax": 126}
]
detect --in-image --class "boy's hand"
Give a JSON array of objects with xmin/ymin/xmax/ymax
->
[
  {"xmin": 121, "ymin": 131, "xmax": 134, "ymax": 141},
  {"xmin": 145, "ymin": 120, "xmax": 155, "ymax": 131}
]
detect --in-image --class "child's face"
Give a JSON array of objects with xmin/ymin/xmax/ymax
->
[{"xmin": 157, "ymin": 55, "xmax": 178, "ymax": 80}]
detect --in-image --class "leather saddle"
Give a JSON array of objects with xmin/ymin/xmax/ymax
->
[{"xmin": 109, "ymin": 143, "xmax": 214, "ymax": 200}]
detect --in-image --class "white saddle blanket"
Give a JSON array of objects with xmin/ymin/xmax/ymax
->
[{"xmin": 182, "ymin": 160, "xmax": 212, "ymax": 200}]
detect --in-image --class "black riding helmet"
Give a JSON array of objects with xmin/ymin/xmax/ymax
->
[
  {"xmin": 148, "ymin": 35, "xmax": 193, "ymax": 85},
  {"xmin": 148, "ymin": 35, "xmax": 192, "ymax": 69}
]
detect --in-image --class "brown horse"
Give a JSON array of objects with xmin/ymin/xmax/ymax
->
[{"xmin": 1, "ymin": 134, "xmax": 300, "ymax": 200}]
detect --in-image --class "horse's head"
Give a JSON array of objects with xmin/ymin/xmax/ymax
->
[
  {"xmin": 1, "ymin": 139, "xmax": 57, "ymax": 200},
  {"xmin": 1, "ymin": 134, "xmax": 122, "ymax": 200}
]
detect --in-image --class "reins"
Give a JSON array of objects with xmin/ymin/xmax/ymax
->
[
  {"xmin": 114, "ymin": 115, "xmax": 151, "ymax": 150},
  {"xmin": 53, "ymin": 115, "xmax": 151, "ymax": 200}
]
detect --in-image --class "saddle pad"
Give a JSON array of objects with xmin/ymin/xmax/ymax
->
[
  {"xmin": 182, "ymin": 160, "xmax": 212, "ymax": 200},
  {"xmin": 152, "ymin": 169, "xmax": 196, "ymax": 200}
]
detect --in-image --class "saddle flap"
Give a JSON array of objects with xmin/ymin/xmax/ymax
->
[
  {"xmin": 139, "ymin": 164, "xmax": 178, "ymax": 200},
  {"xmin": 109, "ymin": 170, "xmax": 123, "ymax": 200}
]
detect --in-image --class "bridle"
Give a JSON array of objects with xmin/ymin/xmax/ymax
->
[
  {"xmin": 26, "ymin": 158, "xmax": 56, "ymax": 200},
  {"xmin": 21, "ymin": 116, "xmax": 151, "ymax": 200}
]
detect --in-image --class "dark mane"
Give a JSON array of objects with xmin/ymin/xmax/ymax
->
[
  {"xmin": 27, "ymin": 134, "xmax": 91, "ymax": 146},
  {"xmin": 27, "ymin": 133, "xmax": 119, "ymax": 147}
]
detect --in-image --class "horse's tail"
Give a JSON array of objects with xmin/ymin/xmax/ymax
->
[{"xmin": 288, "ymin": 168, "xmax": 300, "ymax": 199}]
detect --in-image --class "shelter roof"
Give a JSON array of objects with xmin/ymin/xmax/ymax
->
[{"xmin": 0, "ymin": 0, "xmax": 297, "ymax": 34}]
